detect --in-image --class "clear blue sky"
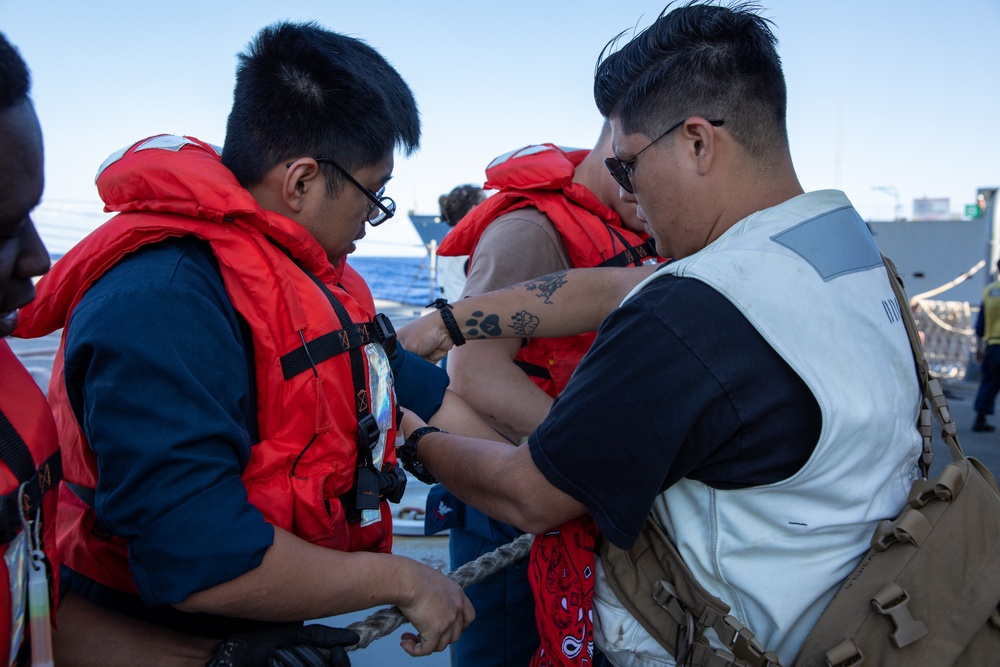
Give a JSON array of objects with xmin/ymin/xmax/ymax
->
[{"xmin": 3, "ymin": 0, "xmax": 998, "ymax": 257}]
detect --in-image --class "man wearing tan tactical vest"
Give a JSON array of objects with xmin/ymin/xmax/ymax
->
[{"xmin": 397, "ymin": 4, "xmax": 922, "ymax": 665}]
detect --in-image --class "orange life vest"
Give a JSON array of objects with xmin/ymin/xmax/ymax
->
[
  {"xmin": 438, "ymin": 144, "xmax": 660, "ymax": 396},
  {"xmin": 15, "ymin": 136, "xmax": 400, "ymax": 597},
  {"xmin": 441, "ymin": 144, "xmax": 662, "ymax": 666},
  {"xmin": 0, "ymin": 341, "xmax": 61, "ymax": 665}
]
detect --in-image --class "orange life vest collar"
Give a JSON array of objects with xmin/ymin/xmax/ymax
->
[
  {"xmin": 438, "ymin": 143, "xmax": 661, "ymax": 396},
  {"xmin": 15, "ymin": 136, "xmax": 399, "ymax": 596}
]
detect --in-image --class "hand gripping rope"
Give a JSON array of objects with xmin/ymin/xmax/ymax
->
[{"xmin": 343, "ymin": 533, "xmax": 534, "ymax": 652}]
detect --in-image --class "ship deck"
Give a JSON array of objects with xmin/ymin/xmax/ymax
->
[{"xmin": 8, "ymin": 300, "xmax": 1000, "ymax": 664}]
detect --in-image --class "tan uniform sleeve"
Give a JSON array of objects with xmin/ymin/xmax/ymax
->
[{"xmin": 461, "ymin": 207, "xmax": 572, "ymax": 298}]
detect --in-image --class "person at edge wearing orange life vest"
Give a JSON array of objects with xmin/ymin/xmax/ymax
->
[
  {"xmin": 0, "ymin": 30, "xmax": 227, "ymax": 666},
  {"xmin": 396, "ymin": 3, "xmax": 922, "ymax": 666},
  {"xmin": 429, "ymin": 121, "xmax": 662, "ymax": 667},
  {"xmin": 13, "ymin": 22, "xmax": 489, "ymax": 665}
]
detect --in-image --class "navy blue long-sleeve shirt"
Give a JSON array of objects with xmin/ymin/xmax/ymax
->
[{"xmin": 62, "ymin": 236, "xmax": 448, "ymax": 632}]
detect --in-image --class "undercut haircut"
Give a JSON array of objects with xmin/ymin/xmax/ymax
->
[
  {"xmin": 594, "ymin": 1, "xmax": 787, "ymax": 160},
  {"xmin": 0, "ymin": 32, "xmax": 31, "ymax": 111},
  {"xmin": 222, "ymin": 21, "xmax": 420, "ymax": 193}
]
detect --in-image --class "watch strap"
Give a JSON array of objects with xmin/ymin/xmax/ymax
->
[{"xmin": 400, "ymin": 426, "xmax": 443, "ymax": 484}]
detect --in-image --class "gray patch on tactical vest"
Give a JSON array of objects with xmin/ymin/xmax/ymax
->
[{"xmin": 771, "ymin": 206, "xmax": 882, "ymax": 281}]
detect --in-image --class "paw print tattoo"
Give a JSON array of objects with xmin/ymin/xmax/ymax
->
[{"xmin": 465, "ymin": 311, "xmax": 503, "ymax": 338}]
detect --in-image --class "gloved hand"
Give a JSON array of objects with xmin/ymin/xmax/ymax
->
[{"xmin": 206, "ymin": 623, "xmax": 359, "ymax": 667}]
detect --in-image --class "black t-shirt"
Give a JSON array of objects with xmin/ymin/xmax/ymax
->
[{"xmin": 528, "ymin": 273, "xmax": 822, "ymax": 549}]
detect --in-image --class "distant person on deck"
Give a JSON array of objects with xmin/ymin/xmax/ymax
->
[
  {"xmin": 435, "ymin": 184, "xmax": 485, "ymax": 303},
  {"xmin": 973, "ymin": 258, "xmax": 1000, "ymax": 432},
  {"xmin": 14, "ymin": 21, "xmax": 476, "ymax": 663},
  {"xmin": 398, "ymin": 3, "xmax": 923, "ymax": 665},
  {"xmin": 430, "ymin": 120, "xmax": 661, "ymax": 666}
]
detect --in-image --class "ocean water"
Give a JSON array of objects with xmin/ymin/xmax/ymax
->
[{"xmin": 349, "ymin": 255, "xmax": 440, "ymax": 305}]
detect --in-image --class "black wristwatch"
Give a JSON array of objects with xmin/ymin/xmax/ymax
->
[{"xmin": 398, "ymin": 426, "xmax": 443, "ymax": 484}]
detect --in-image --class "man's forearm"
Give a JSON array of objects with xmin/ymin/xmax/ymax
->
[
  {"xmin": 454, "ymin": 267, "xmax": 652, "ymax": 341},
  {"xmin": 398, "ymin": 266, "xmax": 654, "ymax": 362},
  {"xmin": 176, "ymin": 527, "xmax": 426, "ymax": 620},
  {"xmin": 428, "ymin": 389, "xmax": 514, "ymax": 443},
  {"xmin": 447, "ymin": 339, "xmax": 553, "ymax": 441},
  {"xmin": 411, "ymin": 427, "xmax": 587, "ymax": 535}
]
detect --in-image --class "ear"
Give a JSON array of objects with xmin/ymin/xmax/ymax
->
[
  {"xmin": 683, "ymin": 117, "xmax": 722, "ymax": 176},
  {"xmin": 281, "ymin": 158, "xmax": 325, "ymax": 213}
]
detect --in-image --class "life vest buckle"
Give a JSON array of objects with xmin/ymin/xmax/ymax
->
[
  {"xmin": 379, "ymin": 464, "xmax": 407, "ymax": 504},
  {"xmin": 372, "ymin": 313, "xmax": 397, "ymax": 360},
  {"xmin": 357, "ymin": 414, "xmax": 380, "ymax": 452}
]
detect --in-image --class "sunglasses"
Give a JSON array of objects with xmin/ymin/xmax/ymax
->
[{"xmin": 604, "ymin": 118, "xmax": 724, "ymax": 194}]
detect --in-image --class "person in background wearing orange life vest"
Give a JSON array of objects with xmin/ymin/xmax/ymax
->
[
  {"xmin": 0, "ymin": 31, "xmax": 223, "ymax": 666},
  {"xmin": 428, "ymin": 122, "xmax": 662, "ymax": 667},
  {"xmin": 435, "ymin": 184, "xmax": 486, "ymax": 304},
  {"xmin": 14, "ymin": 22, "xmax": 476, "ymax": 665}
]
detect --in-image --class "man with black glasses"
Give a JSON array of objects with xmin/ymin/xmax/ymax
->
[
  {"xmin": 16, "ymin": 21, "xmax": 473, "ymax": 663},
  {"xmin": 396, "ymin": 3, "xmax": 922, "ymax": 665}
]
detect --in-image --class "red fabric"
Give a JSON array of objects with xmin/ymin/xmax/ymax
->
[
  {"xmin": 529, "ymin": 517, "xmax": 599, "ymax": 667},
  {"xmin": 0, "ymin": 341, "xmax": 60, "ymax": 664},
  {"xmin": 439, "ymin": 143, "xmax": 664, "ymax": 663},
  {"xmin": 439, "ymin": 143, "xmax": 661, "ymax": 399},
  {"xmin": 16, "ymin": 136, "xmax": 395, "ymax": 595}
]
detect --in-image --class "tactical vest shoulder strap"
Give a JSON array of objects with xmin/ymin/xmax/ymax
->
[
  {"xmin": 600, "ymin": 255, "xmax": 1000, "ymax": 667},
  {"xmin": 599, "ymin": 518, "xmax": 783, "ymax": 667}
]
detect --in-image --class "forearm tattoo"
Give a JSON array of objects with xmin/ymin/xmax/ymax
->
[
  {"xmin": 510, "ymin": 310, "xmax": 540, "ymax": 336},
  {"xmin": 464, "ymin": 310, "xmax": 503, "ymax": 338},
  {"xmin": 463, "ymin": 310, "xmax": 540, "ymax": 338},
  {"xmin": 523, "ymin": 270, "xmax": 568, "ymax": 305}
]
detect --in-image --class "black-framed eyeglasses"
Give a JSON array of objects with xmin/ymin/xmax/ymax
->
[
  {"xmin": 604, "ymin": 118, "xmax": 724, "ymax": 194},
  {"xmin": 315, "ymin": 157, "xmax": 396, "ymax": 226}
]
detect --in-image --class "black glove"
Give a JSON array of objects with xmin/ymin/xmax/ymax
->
[{"xmin": 206, "ymin": 623, "xmax": 359, "ymax": 667}]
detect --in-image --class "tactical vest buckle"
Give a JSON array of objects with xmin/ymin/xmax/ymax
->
[{"xmin": 871, "ymin": 583, "xmax": 928, "ymax": 648}]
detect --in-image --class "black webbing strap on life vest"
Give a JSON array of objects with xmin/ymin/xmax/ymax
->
[
  {"xmin": 280, "ymin": 314, "xmax": 397, "ymax": 381},
  {"xmin": 597, "ymin": 232, "xmax": 657, "ymax": 268},
  {"xmin": 513, "ymin": 359, "xmax": 552, "ymax": 381},
  {"xmin": 293, "ymin": 265, "xmax": 406, "ymax": 521},
  {"xmin": 62, "ymin": 481, "xmax": 112, "ymax": 539},
  {"xmin": 0, "ymin": 408, "xmax": 62, "ymax": 544}
]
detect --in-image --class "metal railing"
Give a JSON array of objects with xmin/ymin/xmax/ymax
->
[{"xmin": 912, "ymin": 300, "xmax": 978, "ymax": 380}]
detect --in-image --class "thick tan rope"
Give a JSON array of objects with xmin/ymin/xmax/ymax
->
[{"xmin": 345, "ymin": 532, "xmax": 535, "ymax": 652}]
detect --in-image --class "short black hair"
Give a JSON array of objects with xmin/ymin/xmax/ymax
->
[
  {"xmin": 439, "ymin": 184, "xmax": 484, "ymax": 226},
  {"xmin": 222, "ymin": 21, "xmax": 420, "ymax": 193},
  {"xmin": 0, "ymin": 32, "xmax": 30, "ymax": 111},
  {"xmin": 594, "ymin": 2, "xmax": 787, "ymax": 160}
]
